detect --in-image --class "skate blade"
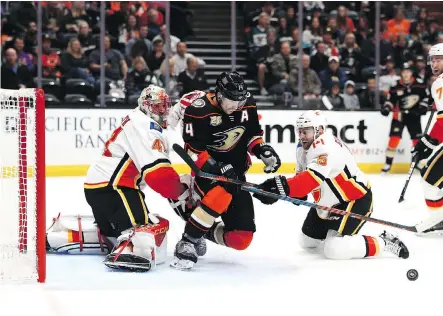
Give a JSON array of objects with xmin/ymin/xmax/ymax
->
[
  {"xmin": 169, "ymin": 258, "xmax": 194, "ymax": 271},
  {"xmin": 104, "ymin": 261, "xmax": 151, "ymax": 272}
]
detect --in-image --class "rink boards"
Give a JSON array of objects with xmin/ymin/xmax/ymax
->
[{"xmin": 16, "ymin": 109, "xmax": 437, "ymax": 176}]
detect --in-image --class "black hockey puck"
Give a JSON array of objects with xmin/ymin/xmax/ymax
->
[{"xmin": 407, "ymin": 269, "xmax": 418, "ymax": 281}]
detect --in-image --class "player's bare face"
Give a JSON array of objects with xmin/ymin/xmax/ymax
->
[
  {"xmin": 221, "ymin": 99, "xmax": 242, "ymax": 114},
  {"xmin": 401, "ymin": 69, "xmax": 412, "ymax": 84},
  {"xmin": 430, "ymin": 55, "xmax": 443, "ymax": 75},
  {"xmin": 298, "ymin": 127, "xmax": 315, "ymax": 150}
]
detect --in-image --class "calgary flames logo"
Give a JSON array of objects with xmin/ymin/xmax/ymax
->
[{"xmin": 208, "ymin": 126, "xmax": 245, "ymax": 152}]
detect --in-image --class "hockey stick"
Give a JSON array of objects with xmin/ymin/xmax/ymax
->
[
  {"xmin": 398, "ymin": 111, "xmax": 435, "ymax": 203},
  {"xmin": 173, "ymin": 144, "xmax": 418, "ymax": 232}
]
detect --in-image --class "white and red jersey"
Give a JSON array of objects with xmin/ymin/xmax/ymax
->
[
  {"xmin": 289, "ymin": 132, "xmax": 370, "ymax": 219},
  {"xmin": 429, "ymin": 74, "xmax": 443, "ymax": 143},
  {"xmin": 84, "ymin": 107, "xmax": 183, "ymax": 199},
  {"xmin": 167, "ymin": 90, "xmax": 206, "ymax": 131}
]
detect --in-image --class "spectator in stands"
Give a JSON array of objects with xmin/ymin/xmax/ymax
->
[
  {"xmin": 360, "ymin": 31, "xmax": 392, "ymax": 70},
  {"xmin": 289, "ymin": 54, "xmax": 321, "ymax": 97},
  {"xmin": 257, "ymin": 30, "xmax": 279, "ymax": 95},
  {"xmin": 8, "ymin": 2, "xmax": 36, "ymax": 34},
  {"xmin": 336, "ymin": 5, "xmax": 356, "ymax": 38},
  {"xmin": 326, "ymin": 18, "xmax": 340, "ymax": 42},
  {"xmin": 289, "ymin": 28, "xmax": 301, "ymax": 55},
  {"xmin": 147, "ymin": 39, "xmax": 166, "ymax": 74},
  {"xmin": 251, "ymin": 2, "xmax": 279, "ymax": 28},
  {"xmin": 277, "ymin": 17, "xmax": 292, "ymax": 43},
  {"xmin": 342, "ymin": 80, "xmax": 360, "ymax": 110},
  {"xmin": 62, "ymin": 38, "xmax": 95, "ymax": 85},
  {"xmin": 359, "ymin": 75, "xmax": 380, "ymax": 110},
  {"xmin": 13, "ymin": 37, "xmax": 34, "ymax": 72},
  {"xmin": 355, "ymin": 15, "xmax": 370, "ymax": 46},
  {"xmin": 321, "ymin": 80, "xmax": 345, "ymax": 110},
  {"xmin": 126, "ymin": 56, "xmax": 162, "ymax": 96},
  {"xmin": 393, "ymin": 34, "xmax": 413, "ymax": 68},
  {"xmin": 410, "ymin": 8, "xmax": 429, "ymax": 34},
  {"xmin": 379, "ymin": 56, "xmax": 399, "ymax": 92},
  {"xmin": 146, "ymin": 9, "xmax": 162, "ymax": 40},
  {"xmin": 339, "ymin": 32, "xmax": 361, "ymax": 80},
  {"xmin": 409, "ymin": 30, "xmax": 424, "ymax": 57},
  {"xmin": 319, "ymin": 56, "xmax": 347, "ymax": 93},
  {"xmin": 126, "ymin": 25, "xmax": 153, "ymax": 64},
  {"xmin": 322, "ymin": 27, "xmax": 339, "ymax": 56},
  {"xmin": 384, "ymin": 7, "xmax": 410, "ymax": 42},
  {"xmin": 1, "ymin": 48, "xmax": 34, "ymax": 89},
  {"xmin": 310, "ymin": 42, "xmax": 329, "ymax": 74},
  {"xmin": 77, "ymin": 20, "xmax": 94, "ymax": 53},
  {"xmin": 89, "ymin": 35, "xmax": 128, "ymax": 81},
  {"xmin": 250, "ymin": 12, "xmax": 272, "ymax": 56},
  {"xmin": 178, "ymin": 57, "xmax": 209, "ymax": 96},
  {"xmin": 166, "ymin": 42, "xmax": 205, "ymax": 76},
  {"xmin": 59, "ymin": 1, "xmax": 91, "ymax": 33},
  {"xmin": 269, "ymin": 41, "xmax": 297, "ymax": 96},
  {"xmin": 24, "ymin": 21, "xmax": 38, "ymax": 52},
  {"xmin": 414, "ymin": 55, "xmax": 427, "ymax": 82},
  {"xmin": 153, "ymin": 24, "xmax": 181, "ymax": 55},
  {"xmin": 42, "ymin": 2, "xmax": 65, "ymax": 28},
  {"xmin": 285, "ymin": 6, "xmax": 297, "ymax": 29},
  {"xmin": 40, "ymin": 35, "xmax": 62, "ymax": 79},
  {"xmin": 303, "ymin": 17, "xmax": 323, "ymax": 48}
]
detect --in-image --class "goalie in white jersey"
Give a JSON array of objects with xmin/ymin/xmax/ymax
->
[
  {"xmin": 255, "ymin": 110, "xmax": 409, "ymax": 260},
  {"xmin": 46, "ymin": 85, "xmax": 190, "ymax": 272},
  {"xmin": 412, "ymin": 43, "xmax": 443, "ymax": 234}
]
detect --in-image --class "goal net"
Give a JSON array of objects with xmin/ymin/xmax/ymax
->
[{"xmin": 0, "ymin": 88, "xmax": 46, "ymax": 283}]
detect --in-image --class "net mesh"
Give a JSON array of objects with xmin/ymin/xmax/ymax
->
[{"xmin": 0, "ymin": 89, "xmax": 38, "ymax": 282}]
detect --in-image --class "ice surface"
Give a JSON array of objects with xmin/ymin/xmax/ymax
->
[{"xmin": 1, "ymin": 173, "xmax": 442, "ymax": 316}]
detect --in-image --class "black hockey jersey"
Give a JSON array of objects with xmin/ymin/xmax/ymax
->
[
  {"xmin": 182, "ymin": 92, "xmax": 263, "ymax": 175},
  {"xmin": 386, "ymin": 77, "xmax": 430, "ymax": 118}
]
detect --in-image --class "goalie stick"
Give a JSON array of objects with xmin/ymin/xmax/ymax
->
[
  {"xmin": 398, "ymin": 110, "xmax": 435, "ymax": 203},
  {"xmin": 173, "ymin": 144, "xmax": 418, "ymax": 232}
]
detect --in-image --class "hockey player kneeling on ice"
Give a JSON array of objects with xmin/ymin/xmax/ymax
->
[
  {"xmin": 412, "ymin": 43, "xmax": 443, "ymax": 235},
  {"xmin": 255, "ymin": 110, "xmax": 409, "ymax": 260},
  {"xmin": 48, "ymin": 85, "xmax": 190, "ymax": 271}
]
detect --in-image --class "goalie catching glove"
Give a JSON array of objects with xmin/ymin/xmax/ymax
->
[
  {"xmin": 411, "ymin": 134, "xmax": 439, "ymax": 160},
  {"xmin": 252, "ymin": 143, "xmax": 281, "ymax": 173},
  {"xmin": 253, "ymin": 175, "xmax": 290, "ymax": 205}
]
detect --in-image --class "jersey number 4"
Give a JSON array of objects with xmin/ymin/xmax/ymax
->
[
  {"xmin": 152, "ymin": 139, "xmax": 167, "ymax": 153},
  {"xmin": 103, "ymin": 116, "xmax": 130, "ymax": 157}
]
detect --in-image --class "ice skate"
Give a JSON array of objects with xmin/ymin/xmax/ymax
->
[
  {"xmin": 170, "ymin": 238, "xmax": 198, "ymax": 270},
  {"xmin": 381, "ymin": 163, "xmax": 392, "ymax": 174}
]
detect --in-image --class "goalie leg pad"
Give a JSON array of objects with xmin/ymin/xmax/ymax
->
[
  {"xmin": 46, "ymin": 214, "xmax": 111, "ymax": 254},
  {"xmin": 299, "ymin": 232, "xmax": 324, "ymax": 253},
  {"xmin": 104, "ymin": 216, "xmax": 169, "ymax": 272}
]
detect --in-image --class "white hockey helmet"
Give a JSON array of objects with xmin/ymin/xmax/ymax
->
[
  {"xmin": 296, "ymin": 110, "xmax": 327, "ymax": 138},
  {"xmin": 138, "ymin": 85, "xmax": 171, "ymax": 125},
  {"xmin": 428, "ymin": 43, "xmax": 443, "ymax": 74}
]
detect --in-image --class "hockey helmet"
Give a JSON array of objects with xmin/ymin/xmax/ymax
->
[
  {"xmin": 296, "ymin": 110, "xmax": 327, "ymax": 139},
  {"xmin": 215, "ymin": 71, "xmax": 248, "ymax": 113},
  {"xmin": 428, "ymin": 43, "xmax": 443, "ymax": 74},
  {"xmin": 138, "ymin": 85, "xmax": 171, "ymax": 124}
]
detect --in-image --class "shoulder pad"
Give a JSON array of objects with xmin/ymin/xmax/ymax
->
[{"xmin": 150, "ymin": 121, "xmax": 162, "ymax": 133}]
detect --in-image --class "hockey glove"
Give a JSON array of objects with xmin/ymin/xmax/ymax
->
[
  {"xmin": 380, "ymin": 102, "xmax": 393, "ymax": 116},
  {"xmin": 253, "ymin": 175, "xmax": 290, "ymax": 205},
  {"xmin": 216, "ymin": 162, "xmax": 239, "ymax": 195},
  {"xmin": 253, "ymin": 144, "xmax": 282, "ymax": 173},
  {"xmin": 411, "ymin": 134, "xmax": 439, "ymax": 160},
  {"xmin": 167, "ymin": 175, "xmax": 197, "ymax": 221}
]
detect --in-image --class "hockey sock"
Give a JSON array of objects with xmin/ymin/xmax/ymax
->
[
  {"xmin": 386, "ymin": 136, "xmax": 401, "ymax": 164},
  {"xmin": 362, "ymin": 236, "xmax": 385, "ymax": 258},
  {"xmin": 184, "ymin": 186, "xmax": 232, "ymax": 241}
]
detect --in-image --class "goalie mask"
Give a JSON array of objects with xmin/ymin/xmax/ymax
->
[
  {"xmin": 138, "ymin": 85, "xmax": 171, "ymax": 125},
  {"xmin": 428, "ymin": 43, "xmax": 443, "ymax": 75},
  {"xmin": 215, "ymin": 71, "xmax": 248, "ymax": 114}
]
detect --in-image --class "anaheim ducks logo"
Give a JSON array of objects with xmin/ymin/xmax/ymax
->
[
  {"xmin": 208, "ymin": 126, "xmax": 245, "ymax": 152},
  {"xmin": 400, "ymin": 95, "xmax": 420, "ymax": 109}
]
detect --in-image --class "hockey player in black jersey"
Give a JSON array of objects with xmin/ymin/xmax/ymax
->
[
  {"xmin": 380, "ymin": 63, "xmax": 430, "ymax": 173},
  {"xmin": 170, "ymin": 71, "xmax": 282, "ymax": 270}
]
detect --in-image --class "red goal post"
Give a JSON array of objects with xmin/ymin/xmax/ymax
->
[{"xmin": 0, "ymin": 88, "xmax": 46, "ymax": 283}]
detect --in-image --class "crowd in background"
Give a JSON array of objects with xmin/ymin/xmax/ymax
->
[
  {"xmin": 0, "ymin": 1, "xmax": 206, "ymax": 106},
  {"xmin": 1, "ymin": 1, "xmax": 442, "ymax": 110},
  {"xmin": 243, "ymin": 1, "xmax": 441, "ymax": 110}
]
